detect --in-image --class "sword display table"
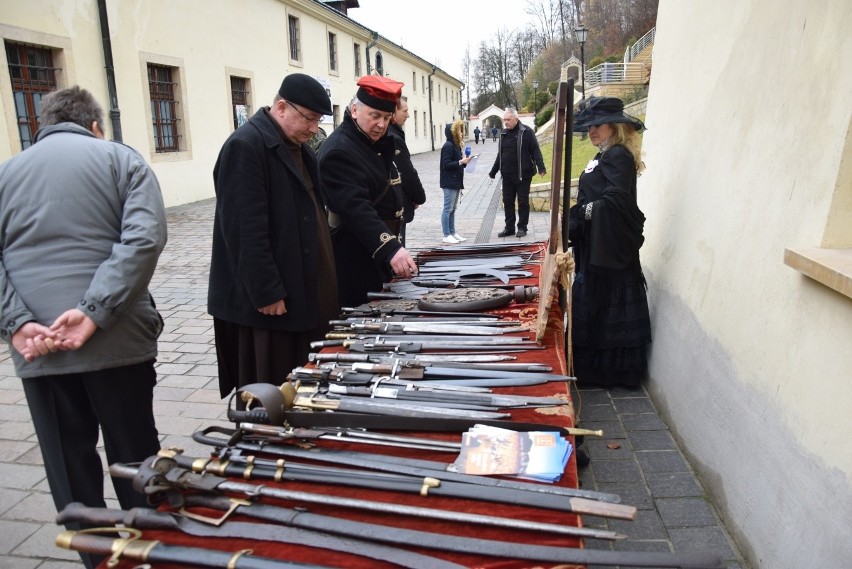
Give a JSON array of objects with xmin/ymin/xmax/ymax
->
[{"xmin": 96, "ymin": 242, "xmax": 590, "ymax": 569}]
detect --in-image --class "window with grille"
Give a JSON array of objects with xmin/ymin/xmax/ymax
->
[
  {"xmin": 353, "ymin": 43, "xmax": 361, "ymax": 77},
  {"xmin": 288, "ymin": 16, "xmax": 301, "ymax": 61},
  {"xmin": 5, "ymin": 42, "xmax": 58, "ymax": 150},
  {"xmin": 230, "ymin": 76, "xmax": 250, "ymax": 130},
  {"xmin": 414, "ymin": 110, "xmax": 418, "ymax": 137},
  {"xmin": 327, "ymin": 32, "xmax": 338, "ymax": 71},
  {"xmin": 147, "ymin": 63, "xmax": 180, "ymax": 153},
  {"xmin": 412, "ymin": 71, "xmax": 416, "ymax": 92},
  {"xmin": 421, "ymin": 76, "xmax": 425, "ymax": 94},
  {"xmin": 375, "ymin": 52, "xmax": 384, "ymax": 76}
]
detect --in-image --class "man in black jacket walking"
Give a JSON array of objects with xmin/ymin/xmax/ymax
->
[{"xmin": 489, "ymin": 108, "xmax": 546, "ymax": 238}]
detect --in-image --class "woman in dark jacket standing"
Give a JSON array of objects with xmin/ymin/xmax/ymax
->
[
  {"xmin": 439, "ymin": 120, "xmax": 472, "ymax": 244},
  {"xmin": 569, "ymin": 97, "xmax": 651, "ymax": 388}
]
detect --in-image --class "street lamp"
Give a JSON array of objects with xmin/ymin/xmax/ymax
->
[
  {"xmin": 574, "ymin": 23, "xmax": 588, "ymax": 100},
  {"xmin": 532, "ymin": 79, "xmax": 539, "ymax": 127}
]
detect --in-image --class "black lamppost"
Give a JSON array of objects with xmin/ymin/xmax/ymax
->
[
  {"xmin": 574, "ymin": 23, "xmax": 588, "ymax": 100},
  {"xmin": 532, "ymin": 79, "xmax": 539, "ymax": 128}
]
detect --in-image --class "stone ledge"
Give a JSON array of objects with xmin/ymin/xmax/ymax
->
[{"xmin": 784, "ymin": 247, "xmax": 852, "ymax": 299}]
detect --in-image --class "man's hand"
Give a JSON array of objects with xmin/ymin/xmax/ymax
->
[
  {"xmin": 538, "ymin": 169, "xmax": 547, "ymax": 176},
  {"xmin": 258, "ymin": 299, "xmax": 287, "ymax": 316},
  {"xmin": 12, "ymin": 322, "xmax": 59, "ymax": 362},
  {"xmin": 49, "ymin": 309, "xmax": 98, "ymax": 351},
  {"xmin": 489, "ymin": 172, "xmax": 496, "ymax": 179},
  {"xmin": 390, "ymin": 248, "xmax": 418, "ymax": 279}
]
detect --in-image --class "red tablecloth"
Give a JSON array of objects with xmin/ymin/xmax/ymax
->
[{"xmin": 98, "ymin": 244, "xmax": 585, "ymax": 569}]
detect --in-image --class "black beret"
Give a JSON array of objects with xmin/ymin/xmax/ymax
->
[{"xmin": 278, "ymin": 73, "xmax": 333, "ymax": 116}]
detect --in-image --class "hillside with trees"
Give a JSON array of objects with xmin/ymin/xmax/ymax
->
[{"xmin": 464, "ymin": 0, "xmax": 658, "ymax": 120}]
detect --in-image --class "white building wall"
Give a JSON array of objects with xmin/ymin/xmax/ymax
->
[
  {"xmin": 640, "ymin": 1, "xmax": 852, "ymax": 567},
  {"xmin": 0, "ymin": 0, "xmax": 462, "ymax": 207}
]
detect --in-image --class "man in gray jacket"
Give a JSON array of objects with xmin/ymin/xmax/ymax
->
[{"xmin": 0, "ymin": 86, "xmax": 166, "ymax": 568}]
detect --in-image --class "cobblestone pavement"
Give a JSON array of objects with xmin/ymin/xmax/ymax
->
[{"xmin": 0, "ymin": 136, "xmax": 746, "ymax": 568}]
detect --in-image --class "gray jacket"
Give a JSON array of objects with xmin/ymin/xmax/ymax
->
[{"xmin": 0, "ymin": 123, "xmax": 167, "ymax": 378}]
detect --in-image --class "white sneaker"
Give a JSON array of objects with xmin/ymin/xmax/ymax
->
[
  {"xmin": 442, "ymin": 235, "xmax": 460, "ymax": 244},
  {"xmin": 453, "ymin": 233, "xmax": 467, "ymax": 242}
]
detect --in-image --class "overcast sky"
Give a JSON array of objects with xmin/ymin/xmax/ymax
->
[{"xmin": 347, "ymin": 0, "xmax": 536, "ymax": 83}]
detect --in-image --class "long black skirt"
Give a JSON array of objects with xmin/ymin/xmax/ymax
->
[{"xmin": 571, "ymin": 259, "xmax": 651, "ymax": 388}]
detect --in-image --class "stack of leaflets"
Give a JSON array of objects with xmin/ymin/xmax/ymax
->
[{"xmin": 452, "ymin": 424, "xmax": 572, "ymax": 483}]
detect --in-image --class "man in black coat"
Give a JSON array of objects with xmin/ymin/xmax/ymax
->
[
  {"xmin": 319, "ymin": 75, "xmax": 418, "ymax": 308},
  {"xmin": 489, "ymin": 107, "xmax": 546, "ymax": 238},
  {"xmin": 387, "ymin": 95, "xmax": 426, "ymax": 246},
  {"xmin": 208, "ymin": 73, "xmax": 339, "ymax": 399}
]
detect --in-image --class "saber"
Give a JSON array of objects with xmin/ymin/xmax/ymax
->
[
  {"xmin": 344, "ymin": 340, "xmax": 543, "ymax": 353},
  {"xmin": 325, "ymin": 383, "xmax": 564, "ymax": 409},
  {"xmin": 315, "ymin": 335, "xmax": 533, "ymax": 349},
  {"xmin": 227, "ymin": 384, "xmax": 603, "ymax": 437},
  {"xmin": 341, "ymin": 306, "xmax": 502, "ymax": 318},
  {"xmin": 240, "ymin": 422, "xmax": 462, "ymax": 452},
  {"xmin": 346, "ymin": 322, "xmax": 529, "ymax": 335},
  {"xmin": 57, "ymin": 503, "xmax": 462, "ymax": 569},
  {"xmin": 114, "ymin": 456, "xmax": 623, "ymax": 541},
  {"xmin": 350, "ymin": 362, "xmax": 574, "ymax": 382},
  {"xmin": 195, "ymin": 427, "xmax": 616, "ymax": 504},
  {"xmin": 308, "ymin": 351, "xmax": 530, "ymax": 366},
  {"xmin": 56, "ymin": 527, "xmax": 323, "ymax": 569},
  {"xmin": 110, "ymin": 459, "xmax": 725, "ymax": 567},
  {"xmin": 165, "ymin": 449, "xmax": 626, "ymax": 522}
]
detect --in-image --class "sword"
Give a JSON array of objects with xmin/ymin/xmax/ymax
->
[
  {"xmin": 325, "ymin": 383, "xmax": 564, "ymax": 409},
  {"xmin": 56, "ymin": 527, "xmax": 324, "ymax": 569},
  {"xmin": 113, "ymin": 456, "xmax": 631, "ymax": 542},
  {"xmin": 345, "ymin": 322, "xmax": 529, "ymax": 335},
  {"xmin": 110, "ymin": 458, "xmax": 729, "ymax": 566},
  {"xmin": 341, "ymin": 306, "xmax": 502, "ymax": 318},
  {"xmin": 345, "ymin": 340, "xmax": 543, "ymax": 353},
  {"xmin": 307, "ymin": 351, "xmax": 529, "ymax": 367},
  {"xmin": 240, "ymin": 422, "xmax": 463, "ymax": 452},
  {"xmin": 350, "ymin": 362, "xmax": 574, "ymax": 382},
  {"xmin": 57, "ymin": 502, "xmax": 462, "ymax": 569},
  {"xmin": 317, "ymin": 334, "xmax": 533, "ymax": 345},
  {"xmin": 165, "ymin": 449, "xmax": 621, "ymax": 523},
  {"xmin": 195, "ymin": 427, "xmax": 614, "ymax": 503}
]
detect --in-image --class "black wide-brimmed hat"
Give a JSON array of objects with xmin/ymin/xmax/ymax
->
[
  {"xmin": 278, "ymin": 73, "xmax": 333, "ymax": 115},
  {"xmin": 573, "ymin": 96, "xmax": 645, "ymax": 132}
]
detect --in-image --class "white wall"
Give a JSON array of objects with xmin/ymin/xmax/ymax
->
[
  {"xmin": 639, "ymin": 1, "xmax": 852, "ymax": 567},
  {"xmin": 0, "ymin": 0, "xmax": 462, "ymax": 207}
]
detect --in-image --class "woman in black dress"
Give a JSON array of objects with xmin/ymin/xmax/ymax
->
[{"xmin": 569, "ymin": 97, "xmax": 651, "ymax": 388}]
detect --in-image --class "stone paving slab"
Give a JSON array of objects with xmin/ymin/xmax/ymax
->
[{"xmin": 0, "ymin": 140, "xmax": 747, "ymax": 568}]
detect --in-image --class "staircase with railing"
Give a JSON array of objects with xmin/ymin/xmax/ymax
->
[{"xmin": 583, "ymin": 27, "xmax": 654, "ymax": 95}]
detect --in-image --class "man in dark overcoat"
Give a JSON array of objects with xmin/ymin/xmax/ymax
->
[
  {"xmin": 318, "ymin": 75, "xmax": 418, "ymax": 307},
  {"xmin": 387, "ymin": 95, "xmax": 426, "ymax": 246},
  {"xmin": 208, "ymin": 73, "xmax": 339, "ymax": 399}
]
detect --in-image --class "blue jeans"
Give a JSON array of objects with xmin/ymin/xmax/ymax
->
[{"xmin": 441, "ymin": 188, "xmax": 460, "ymax": 236}]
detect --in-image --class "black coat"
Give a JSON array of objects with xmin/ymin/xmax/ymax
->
[
  {"xmin": 318, "ymin": 109, "xmax": 404, "ymax": 307},
  {"xmin": 439, "ymin": 124, "xmax": 465, "ymax": 190},
  {"xmin": 569, "ymin": 144, "xmax": 645, "ymax": 270},
  {"xmin": 208, "ymin": 108, "xmax": 334, "ymax": 330},
  {"xmin": 489, "ymin": 123, "xmax": 545, "ymax": 181},
  {"xmin": 387, "ymin": 123, "xmax": 426, "ymax": 223}
]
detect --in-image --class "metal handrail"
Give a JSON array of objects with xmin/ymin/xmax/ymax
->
[
  {"xmin": 585, "ymin": 62, "xmax": 648, "ymax": 87},
  {"xmin": 627, "ymin": 27, "xmax": 656, "ymax": 61}
]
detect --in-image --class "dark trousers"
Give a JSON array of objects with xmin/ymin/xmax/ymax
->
[
  {"xmin": 501, "ymin": 175, "xmax": 533, "ymax": 231},
  {"xmin": 22, "ymin": 361, "xmax": 160, "ymax": 568}
]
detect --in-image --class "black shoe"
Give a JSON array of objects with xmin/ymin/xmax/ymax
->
[
  {"xmin": 497, "ymin": 228, "xmax": 514, "ymax": 238},
  {"xmin": 576, "ymin": 447, "xmax": 591, "ymax": 468},
  {"xmin": 516, "ymin": 229, "xmax": 527, "ymax": 237}
]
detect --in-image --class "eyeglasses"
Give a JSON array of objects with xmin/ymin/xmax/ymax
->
[{"xmin": 287, "ymin": 102, "xmax": 323, "ymax": 126}]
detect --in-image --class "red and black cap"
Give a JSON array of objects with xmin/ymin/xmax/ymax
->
[{"xmin": 356, "ymin": 75, "xmax": 403, "ymax": 113}]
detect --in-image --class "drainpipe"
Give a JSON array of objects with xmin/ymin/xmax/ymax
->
[
  {"xmin": 428, "ymin": 65, "xmax": 437, "ymax": 151},
  {"xmin": 96, "ymin": 0, "xmax": 122, "ymax": 141},
  {"xmin": 365, "ymin": 31, "xmax": 379, "ymax": 75}
]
